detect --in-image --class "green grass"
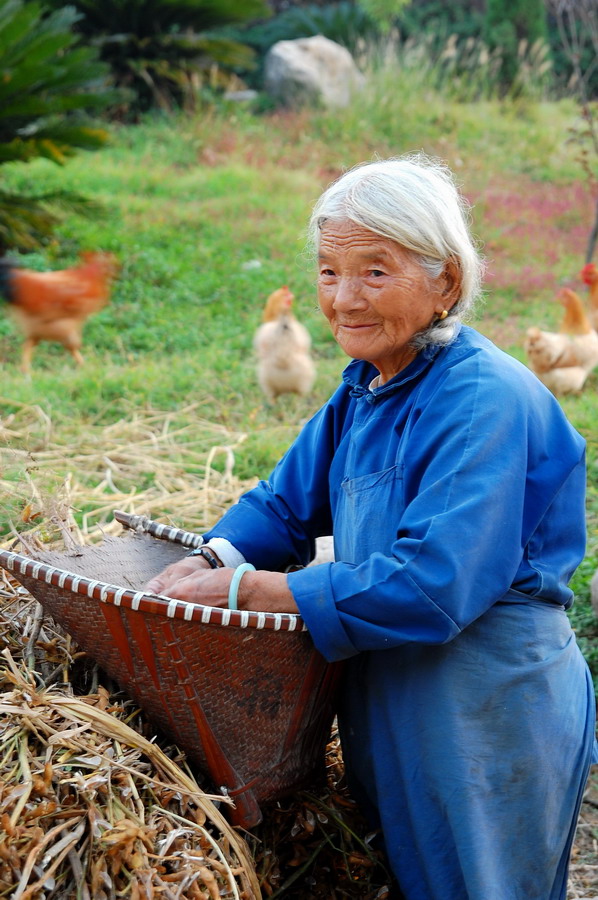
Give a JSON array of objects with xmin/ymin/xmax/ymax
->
[{"xmin": 1, "ymin": 66, "xmax": 597, "ymax": 680}]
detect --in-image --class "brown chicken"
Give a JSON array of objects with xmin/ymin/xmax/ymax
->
[
  {"xmin": 260, "ymin": 284, "xmax": 293, "ymax": 323},
  {"xmin": 253, "ymin": 285, "xmax": 316, "ymax": 401},
  {"xmin": 524, "ymin": 286, "xmax": 598, "ymax": 395},
  {"xmin": 0, "ymin": 251, "xmax": 118, "ymax": 372},
  {"xmin": 580, "ymin": 263, "xmax": 598, "ymax": 330}
]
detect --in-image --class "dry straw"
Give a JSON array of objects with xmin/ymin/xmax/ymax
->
[
  {"xmin": 0, "ymin": 640, "xmax": 261, "ymax": 899},
  {"xmin": 0, "ymin": 400, "xmax": 260, "ymax": 549}
]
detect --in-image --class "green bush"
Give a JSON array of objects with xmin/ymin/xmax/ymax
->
[
  {"xmin": 245, "ymin": 1, "xmax": 379, "ymax": 53},
  {"xmin": 547, "ymin": 7, "xmax": 598, "ymax": 100},
  {"xmin": 37, "ymin": 0, "xmax": 270, "ymax": 118},
  {"xmin": 483, "ymin": 0, "xmax": 550, "ymax": 93},
  {"xmin": 395, "ymin": 0, "xmax": 596, "ymax": 100},
  {"xmin": 0, "ymin": 0, "xmax": 118, "ymax": 253},
  {"xmin": 396, "ymin": 0, "xmax": 485, "ymax": 46}
]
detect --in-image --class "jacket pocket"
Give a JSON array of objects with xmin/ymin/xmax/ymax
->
[{"xmin": 337, "ymin": 464, "xmax": 405, "ymax": 562}]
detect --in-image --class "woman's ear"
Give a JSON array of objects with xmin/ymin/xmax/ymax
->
[{"xmin": 441, "ymin": 257, "xmax": 462, "ymax": 310}]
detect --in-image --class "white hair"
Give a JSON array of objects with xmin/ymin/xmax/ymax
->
[{"xmin": 308, "ymin": 153, "xmax": 484, "ymax": 350}]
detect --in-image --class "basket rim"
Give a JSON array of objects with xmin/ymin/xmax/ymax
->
[{"xmin": 0, "ymin": 549, "xmax": 307, "ymax": 633}]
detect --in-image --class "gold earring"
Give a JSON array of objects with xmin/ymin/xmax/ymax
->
[{"xmin": 438, "ymin": 309, "xmax": 448, "ymax": 321}]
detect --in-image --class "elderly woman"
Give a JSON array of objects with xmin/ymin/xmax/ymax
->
[{"xmin": 146, "ymin": 155, "xmax": 597, "ymax": 899}]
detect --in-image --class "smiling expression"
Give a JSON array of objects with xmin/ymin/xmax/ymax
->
[{"xmin": 317, "ymin": 221, "xmax": 458, "ymax": 384}]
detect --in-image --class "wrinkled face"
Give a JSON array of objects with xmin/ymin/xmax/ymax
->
[{"xmin": 317, "ymin": 220, "xmax": 453, "ymax": 383}]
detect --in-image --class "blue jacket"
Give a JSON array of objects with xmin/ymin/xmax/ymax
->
[{"xmin": 206, "ymin": 325, "xmax": 586, "ymax": 660}]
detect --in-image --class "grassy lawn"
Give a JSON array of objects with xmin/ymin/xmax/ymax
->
[{"xmin": 1, "ymin": 75, "xmax": 597, "ymax": 681}]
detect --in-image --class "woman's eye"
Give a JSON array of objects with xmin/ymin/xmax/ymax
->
[
  {"xmin": 370, "ymin": 269, "xmax": 385, "ymax": 277},
  {"xmin": 320, "ymin": 268, "xmax": 336, "ymax": 277}
]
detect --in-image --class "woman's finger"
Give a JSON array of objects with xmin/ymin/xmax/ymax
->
[
  {"xmin": 151, "ymin": 567, "xmax": 232, "ymax": 606},
  {"xmin": 144, "ymin": 557, "xmax": 211, "ymax": 594}
]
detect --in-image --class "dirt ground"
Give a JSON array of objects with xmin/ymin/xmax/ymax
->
[{"xmin": 570, "ymin": 765, "xmax": 598, "ymax": 898}]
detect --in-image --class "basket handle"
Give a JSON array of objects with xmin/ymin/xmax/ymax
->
[{"xmin": 113, "ymin": 510, "xmax": 204, "ymax": 550}]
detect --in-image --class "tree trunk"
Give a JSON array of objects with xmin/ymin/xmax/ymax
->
[{"xmin": 586, "ymin": 195, "xmax": 598, "ymax": 264}]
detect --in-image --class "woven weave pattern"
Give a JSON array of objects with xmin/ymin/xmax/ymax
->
[{"xmin": 0, "ymin": 529, "xmax": 341, "ymax": 828}]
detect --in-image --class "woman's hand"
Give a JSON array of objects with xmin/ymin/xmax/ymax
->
[
  {"xmin": 144, "ymin": 559, "xmax": 300, "ymax": 614},
  {"xmin": 144, "ymin": 556, "xmax": 232, "ymax": 606}
]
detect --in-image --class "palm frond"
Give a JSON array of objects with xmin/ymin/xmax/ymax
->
[{"xmin": 0, "ymin": 190, "xmax": 106, "ymax": 254}]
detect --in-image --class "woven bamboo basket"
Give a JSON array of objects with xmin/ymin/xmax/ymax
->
[{"xmin": 0, "ymin": 511, "xmax": 341, "ymax": 828}]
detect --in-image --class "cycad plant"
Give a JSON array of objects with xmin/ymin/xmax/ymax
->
[
  {"xmin": 39, "ymin": 0, "xmax": 270, "ymax": 117},
  {"xmin": 0, "ymin": 0, "xmax": 119, "ymax": 253}
]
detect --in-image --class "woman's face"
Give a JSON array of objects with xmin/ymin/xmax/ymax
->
[{"xmin": 317, "ymin": 220, "xmax": 456, "ymax": 383}]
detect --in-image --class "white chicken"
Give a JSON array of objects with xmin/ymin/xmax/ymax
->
[
  {"xmin": 254, "ymin": 285, "xmax": 316, "ymax": 401},
  {"xmin": 524, "ymin": 287, "xmax": 598, "ymax": 395}
]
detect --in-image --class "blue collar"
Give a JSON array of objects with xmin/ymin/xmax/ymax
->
[{"xmin": 342, "ymin": 344, "xmax": 442, "ymax": 401}]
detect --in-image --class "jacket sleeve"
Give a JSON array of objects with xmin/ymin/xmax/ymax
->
[
  {"xmin": 202, "ymin": 385, "xmax": 352, "ymax": 571},
  {"xmin": 288, "ymin": 357, "xmax": 586, "ymax": 661}
]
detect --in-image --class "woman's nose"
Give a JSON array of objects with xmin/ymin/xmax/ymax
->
[{"xmin": 332, "ymin": 277, "xmax": 367, "ymax": 310}]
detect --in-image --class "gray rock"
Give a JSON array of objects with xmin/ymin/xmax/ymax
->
[
  {"xmin": 223, "ymin": 89, "xmax": 259, "ymax": 103},
  {"xmin": 264, "ymin": 35, "xmax": 365, "ymax": 109}
]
